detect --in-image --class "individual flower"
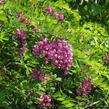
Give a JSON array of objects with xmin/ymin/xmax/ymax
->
[
  {"xmin": 20, "ymin": 17, "xmax": 28, "ymax": 24},
  {"xmin": 44, "ymin": 58, "xmax": 49, "ymax": 64},
  {"xmin": 45, "ymin": 6, "xmax": 53, "ymax": 14},
  {"xmin": 16, "ymin": 11, "xmax": 23, "ymax": 18},
  {"xmin": 31, "ymin": 69, "xmax": 46, "ymax": 81},
  {"xmin": 53, "ymin": 12, "xmax": 59, "ymax": 19},
  {"xmin": 32, "ymin": 38, "xmax": 73, "ymax": 71},
  {"xmin": 103, "ymin": 54, "xmax": 109, "ymax": 64},
  {"xmin": 40, "ymin": 95, "xmax": 51, "ymax": 108},
  {"xmin": 58, "ymin": 14, "xmax": 64, "ymax": 22},
  {"xmin": 75, "ymin": 88, "xmax": 82, "ymax": 96}
]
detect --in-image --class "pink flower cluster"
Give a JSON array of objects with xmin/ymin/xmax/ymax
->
[
  {"xmin": 16, "ymin": 11, "xmax": 40, "ymax": 32},
  {"xmin": 45, "ymin": 6, "xmax": 64, "ymax": 22},
  {"xmin": 16, "ymin": 29, "xmax": 27, "ymax": 57},
  {"xmin": 31, "ymin": 69, "xmax": 46, "ymax": 81},
  {"xmin": 32, "ymin": 38, "xmax": 73, "ymax": 71},
  {"xmin": 40, "ymin": 95, "xmax": 51, "ymax": 108},
  {"xmin": 76, "ymin": 78, "xmax": 93, "ymax": 96}
]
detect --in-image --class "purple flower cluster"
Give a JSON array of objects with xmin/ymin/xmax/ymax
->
[
  {"xmin": 32, "ymin": 38, "xmax": 73, "ymax": 71},
  {"xmin": 103, "ymin": 54, "xmax": 109, "ymax": 64},
  {"xmin": 40, "ymin": 95, "xmax": 51, "ymax": 108},
  {"xmin": 16, "ymin": 12, "xmax": 40, "ymax": 32},
  {"xmin": 16, "ymin": 29, "xmax": 27, "ymax": 48},
  {"xmin": 16, "ymin": 11, "xmax": 28, "ymax": 24},
  {"xmin": 76, "ymin": 78, "xmax": 93, "ymax": 96},
  {"xmin": 31, "ymin": 69, "xmax": 46, "ymax": 81},
  {"xmin": 16, "ymin": 29, "xmax": 27, "ymax": 57},
  {"xmin": 45, "ymin": 6, "xmax": 64, "ymax": 22}
]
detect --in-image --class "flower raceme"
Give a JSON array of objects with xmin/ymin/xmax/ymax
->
[
  {"xmin": 16, "ymin": 11, "xmax": 28, "ymax": 24},
  {"xmin": 40, "ymin": 95, "xmax": 51, "ymax": 108},
  {"xmin": 31, "ymin": 69, "xmax": 46, "ymax": 81},
  {"xmin": 16, "ymin": 29, "xmax": 27, "ymax": 57},
  {"xmin": 81, "ymin": 78, "xmax": 93, "ymax": 96},
  {"xmin": 16, "ymin": 12, "xmax": 40, "ymax": 32},
  {"xmin": 45, "ymin": 6, "xmax": 64, "ymax": 22},
  {"xmin": 32, "ymin": 38, "xmax": 73, "ymax": 71},
  {"xmin": 16, "ymin": 29, "xmax": 27, "ymax": 49},
  {"xmin": 76, "ymin": 78, "xmax": 93, "ymax": 96}
]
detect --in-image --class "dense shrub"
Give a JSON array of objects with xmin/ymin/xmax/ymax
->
[{"xmin": 0, "ymin": 0, "xmax": 109, "ymax": 109}]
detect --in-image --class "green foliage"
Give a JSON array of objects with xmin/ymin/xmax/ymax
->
[{"xmin": 0, "ymin": 0, "xmax": 109, "ymax": 109}]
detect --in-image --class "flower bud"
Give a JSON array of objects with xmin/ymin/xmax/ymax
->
[{"xmin": 40, "ymin": 95, "xmax": 51, "ymax": 108}]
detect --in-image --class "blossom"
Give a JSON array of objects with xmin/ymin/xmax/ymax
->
[
  {"xmin": 58, "ymin": 14, "xmax": 64, "ymax": 22},
  {"xmin": 76, "ymin": 78, "xmax": 93, "ymax": 96},
  {"xmin": 31, "ymin": 69, "xmax": 46, "ymax": 81},
  {"xmin": 16, "ymin": 29, "xmax": 27, "ymax": 48},
  {"xmin": 103, "ymin": 54, "xmax": 109, "ymax": 64},
  {"xmin": 16, "ymin": 11, "xmax": 23, "ymax": 18},
  {"xmin": 16, "ymin": 12, "xmax": 40, "ymax": 32},
  {"xmin": 53, "ymin": 12, "xmax": 59, "ymax": 19},
  {"xmin": 81, "ymin": 78, "xmax": 92, "ymax": 96},
  {"xmin": 45, "ymin": 6, "xmax": 53, "ymax": 14},
  {"xmin": 45, "ymin": 6, "xmax": 65, "ymax": 22},
  {"xmin": 40, "ymin": 95, "xmax": 51, "ymax": 108},
  {"xmin": 16, "ymin": 29, "xmax": 27, "ymax": 57},
  {"xmin": 75, "ymin": 88, "xmax": 82, "ymax": 96},
  {"xmin": 20, "ymin": 17, "xmax": 28, "ymax": 24},
  {"xmin": 32, "ymin": 38, "xmax": 73, "ymax": 71}
]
